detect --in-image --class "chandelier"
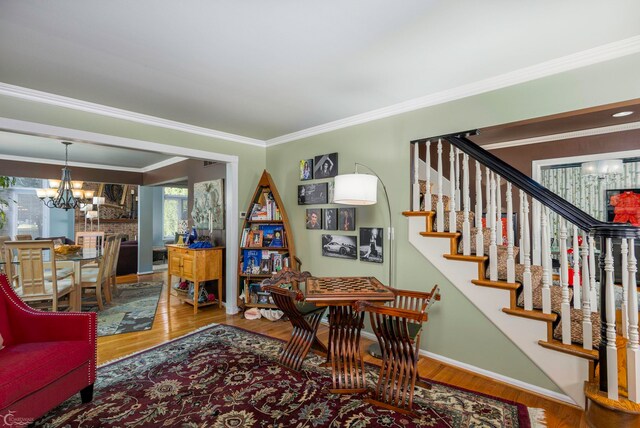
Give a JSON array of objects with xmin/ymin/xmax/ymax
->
[{"xmin": 36, "ymin": 142, "xmax": 95, "ymax": 210}]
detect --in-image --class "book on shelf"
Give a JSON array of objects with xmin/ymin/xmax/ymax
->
[
  {"xmin": 259, "ymin": 225, "xmax": 284, "ymax": 247},
  {"xmin": 242, "ymin": 250, "xmax": 262, "ymax": 275}
]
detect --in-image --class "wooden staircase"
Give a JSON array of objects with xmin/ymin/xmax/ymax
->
[{"xmin": 404, "ymin": 210, "xmax": 640, "ymax": 425}]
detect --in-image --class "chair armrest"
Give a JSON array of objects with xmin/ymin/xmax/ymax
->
[
  {"xmin": 355, "ymin": 300, "xmax": 428, "ymax": 323},
  {"xmin": 391, "ymin": 284, "xmax": 440, "ymax": 301}
]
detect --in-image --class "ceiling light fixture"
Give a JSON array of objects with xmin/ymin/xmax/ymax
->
[
  {"xmin": 612, "ymin": 111, "xmax": 634, "ymax": 118},
  {"xmin": 36, "ymin": 142, "xmax": 94, "ymax": 210}
]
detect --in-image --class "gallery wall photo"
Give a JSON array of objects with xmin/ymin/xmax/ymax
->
[
  {"xmin": 359, "ymin": 227, "xmax": 383, "ymax": 263},
  {"xmin": 323, "ymin": 208, "xmax": 337, "ymax": 230},
  {"xmin": 306, "ymin": 208, "xmax": 322, "ymax": 229},
  {"xmin": 338, "ymin": 207, "xmax": 356, "ymax": 231},
  {"xmin": 298, "ymin": 183, "xmax": 329, "ymax": 205},
  {"xmin": 314, "ymin": 153, "xmax": 338, "ymax": 179},
  {"xmin": 321, "ymin": 234, "xmax": 357, "ymax": 260},
  {"xmin": 300, "ymin": 159, "xmax": 313, "ymax": 181}
]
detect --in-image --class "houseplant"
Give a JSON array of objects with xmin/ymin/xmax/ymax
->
[{"xmin": 0, "ymin": 176, "xmax": 15, "ymax": 229}]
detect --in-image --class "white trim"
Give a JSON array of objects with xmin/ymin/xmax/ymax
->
[
  {"xmin": 225, "ymin": 161, "xmax": 239, "ymax": 314},
  {"xmin": 360, "ymin": 329, "xmax": 576, "ymax": 406},
  {"xmin": 136, "ymin": 270, "xmax": 154, "ymax": 276},
  {"xmin": 0, "ymin": 83, "xmax": 265, "ymax": 148},
  {"xmin": 531, "ymin": 148, "xmax": 640, "ymax": 182},
  {"xmin": 140, "ymin": 156, "xmax": 188, "ymax": 172},
  {"xmin": 266, "ymin": 36, "xmax": 640, "ymax": 146},
  {"xmin": 0, "ymin": 152, "xmax": 142, "ymax": 173},
  {"xmin": 484, "ymin": 121, "xmax": 640, "ymax": 152}
]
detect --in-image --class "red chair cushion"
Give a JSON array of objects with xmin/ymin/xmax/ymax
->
[
  {"xmin": 0, "ymin": 341, "xmax": 91, "ymax": 409},
  {"xmin": 0, "ymin": 298, "xmax": 13, "ymax": 346}
]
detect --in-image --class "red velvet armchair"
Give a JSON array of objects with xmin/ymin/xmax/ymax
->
[{"xmin": 0, "ymin": 273, "xmax": 96, "ymax": 423}]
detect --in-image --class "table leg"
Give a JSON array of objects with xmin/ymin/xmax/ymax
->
[
  {"xmin": 218, "ymin": 277, "xmax": 223, "ymax": 309},
  {"xmin": 167, "ymin": 272, "xmax": 172, "ymax": 306},
  {"xmin": 73, "ymin": 261, "xmax": 81, "ymax": 311},
  {"xmin": 193, "ymin": 281, "xmax": 199, "ymax": 314},
  {"xmin": 327, "ymin": 305, "xmax": 367, "ymax": 394}
]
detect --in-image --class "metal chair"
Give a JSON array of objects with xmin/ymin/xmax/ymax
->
[
  {"xmin": 261, "ymin": 268, "xmax": 328, "ymax": 371},
  {"xmin": 355, "ymin": 284, "xmax": 440, "ymax": 414},
  {"xmin": 3, "ymin": 240, "xmax": 76, "ymax": 311}
]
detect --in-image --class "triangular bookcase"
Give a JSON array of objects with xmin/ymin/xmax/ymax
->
[{"xmin": 238, "ymin": 170, "xmax": 297, "ymax": 310}]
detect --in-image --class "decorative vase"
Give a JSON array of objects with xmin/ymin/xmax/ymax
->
[{"xmin": 189, "ymin": 227, "xmax": 198, "ymax": 244}]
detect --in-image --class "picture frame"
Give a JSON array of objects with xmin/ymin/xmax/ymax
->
[
  {"xmin": 321, "ymin": 234, "xmax": 357, "ymax": 260},
  {"xmin": 248, "ymin": 230, "xmax": 264, "ymax": 247},
  {"xmin": 314, "ymin": 153, "xmax": 339, "ymax": 179},
  {"xmin": 298, "ymin": 183, "xmax": 328, "ymax": 205},
  {"xmin": 306, "ymin": 208, "xmax": 322, "ymax": 229},
  {"xmin": 359, "ymin": 227, "xmax": 383, "ymax": 263},
  {"xmin": 299, "ymin": 159, "xmax": 314, "ymax": 181},
  {"xmin": 606, "ymin": 188, "xmax": 640, "ymax": 226},
  {"xmin": 338, "ymin": 207, "xmax": 356, "ymax": 231},
  {"xmin": 97, "ymin": 183, "xmax": 128, "ymax": 207},
  {"xmin": 323, "ymin": 208, "xmax": 337, "ymax": 230}
]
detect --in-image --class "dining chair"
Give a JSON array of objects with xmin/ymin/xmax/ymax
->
[
  {"xmin": 0, "ymin": 235, "xmax": 10, "ymax": 271},
  {"xmin": 3, "ymin": 240, "xmax": 76, "ymax": 311},
  {"xmin": 261, "ymin": 268, "xmax": 328, "ymax": 371},
  {"xmin": 79, "ymin": 234, "xmax": 115, "ymax": 310},
  {"xmin": 14, "ymin": 234, "xmax": 33, "ymax": 241},
  {"xmin": 108, "ymin": 234, "xmax": 124, "ymax": 298},
  {"xmin": 355, "ymin": 284, "xmax": 441, "ymax": 414},
  {"xmin": 75, "ymin": 231, "xmax": 105, "ymax": 251}
]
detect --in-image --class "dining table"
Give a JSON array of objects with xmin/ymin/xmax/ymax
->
[{"xmin": 305, "ymin": 276, "xmax": 395, "ymax": 393}]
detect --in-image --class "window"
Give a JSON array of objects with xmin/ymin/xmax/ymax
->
[
  {"xmin": 163, "ymin": 187, "xmax": 188, "ymax": 239},
  {"xmin": 0, "ymin": 178, "xmax": 49, "ymax": 239}
]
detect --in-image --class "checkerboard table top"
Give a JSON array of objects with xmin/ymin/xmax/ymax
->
[{"xmin": 305, "ymin": 276, "xmax": 394, "ymax": 304}]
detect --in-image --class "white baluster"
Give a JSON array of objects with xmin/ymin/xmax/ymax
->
[
  {"xmin": 604, "ymin": 238, "xmax": 619, "ymax": 400},
  {"xmin": 559, "ymin": 220, "xmax": 571, "ymax": 344},
  {"xmin": 455, "ymin": 148, "xmax": 461, "ymax": 209},
  {"xmin": 475, "ymin": 162, "xmax": 484, "ymax": 257},
  {"xmin": 588, "ymin": 233, "xmax": 598, "ymax": 313},
  {"xmin": 519, "ymin": 190, "xmax": 524, "ymax": 265},
  {"xmin": 523, "ymin": 195, "xmax": 533, "ymax": 311},
  {"xmin": 506, "ymin": 183, "xmax": 515, "ymax": 283},
  {"xmin": 462, "ymin": 153, "xmax": 471, "ymax": 255},
  {"xmin": 581, "ymin": 231, "xmax": 593, "ymax": 350},
  {"xmin": 485, "ymin": 168, "xmax": 491, "ymax": 229},
  {"xmin": 496, "ymin": 175, "xmax": 503, "ymax": 246},
  {"xmin": 622, "ymin": 238, "xmax": 629, "ymax": 339},
  {"xmin": 412, "ymin": 142, "xmax": 420, "ymax": 211},
  {"xmin": 489, "ymin": 173, "xmax": 498, "ymax": 281},
  {"xmin": 436, "ymin": 139, "xmax": 444, "ymax": 232},
  {"xmin": 573, "ymin": 226, "xmax": 581, "ymax": 310},
  {"xmin": 541, "ymin": 206, "xmax": 552, "ymax": 314},
  {"xmin": 627, "ymin": 239, "xmax": 639, "ymax": 403},
  {"xmin": 448, "ymin": 145, "xmax": 456, "ymax": 233},
  {"xmin": 425, "ymin": 140, "xmax": 431, "ymax": 211}
]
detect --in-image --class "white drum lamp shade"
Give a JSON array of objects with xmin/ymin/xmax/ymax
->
[{"xmin": 333, "ymin": 174, "xmax": 377, "ymax": 205}]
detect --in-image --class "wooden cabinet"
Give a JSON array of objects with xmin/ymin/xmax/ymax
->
[{"xmin": 167, "ymin": 245, "xmax": 224, "ymax": 314}]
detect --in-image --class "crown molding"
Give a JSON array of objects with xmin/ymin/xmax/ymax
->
[
  {"xmin": 266, "ymin": 35, "xmax": 640, "ymax": 146},
  {"xmin": 0, "ymin": 153, "xmax": 143, "ymax": 173},
  {"xmin": 0, "ymin": 83, "xmax": 266, "ymax": 148},
  {"xmin": 140, "ymin": 156, "xmax": 188, "ymax": 172},
  {"xmin": 482, "ymin": 121, "xmax": 640, "ymax": 151}
]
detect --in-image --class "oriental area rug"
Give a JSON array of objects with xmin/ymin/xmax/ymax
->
[
  {"xmin": 35, "ymin": 324, "xmax": 546, "ymax": 427},
  {"xmin": 89, "ymin": 281, "xmax": 163, "ymax": 337}
]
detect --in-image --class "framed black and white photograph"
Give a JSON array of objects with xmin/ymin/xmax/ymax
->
[
  {"xmin": 359, "ymin": 227, "xmax": 383, "ymax": 263},
  {"xmin": 314, "ymin": 153, "xmax": 338, "ymax": 179},
  {"xmin": 338, "ymin": 207, "xmax": 356, "ymax": 231},
  {"xmin": 328, "ymin": 180, "xmax": 335, "ymax": 203},
  {"xmin": 322, "ymin": 234, "xmax": 357, "ymax": 260},
  {"xmin": 323, "ymin": 208, "xmax": 337, "ymax": 230},
  {"xmin": 305, "ymin": 208, "xmax": 322, "ymax": 229},
  {"xmin": 299, "ymin": 158, "xmax": 313, "ymax": 181},
  {"xmin": 297, "ymin": 183, "xmax": 328, "ymax": 205}
]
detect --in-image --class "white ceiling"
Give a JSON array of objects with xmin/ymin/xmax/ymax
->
[{"xmin": 0, "ymin": 0, "xmax": 639, "ymax": 149}]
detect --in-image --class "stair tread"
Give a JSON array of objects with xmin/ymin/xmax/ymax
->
[
  {"xmin": 402, "ymin": 211, "xmax": 434, "ymax": 217},
  {"xmin": 443, "ymin": 254, "xmax": 487, "ymax": 262},
  {"xmin": 421, "ymin": 231, "xmax": 460, "ymax": 238},
  {"xmin": 553, "ymin": 308, "xmax": 602, "ymax": 348},
  {"xmin": 502, "ymin": 307, "xmax": 557, "ymax": 322},
  {"xmin": 538, "ymin": 339, "xmax": 599, "ymax": 361},
  {"xmin": 585, "ymin": 380, "xmax": 640, "ymax": 413},
  {"xmin": 473, "ymin": 279, "xmax": 520, "ymax": 291}
]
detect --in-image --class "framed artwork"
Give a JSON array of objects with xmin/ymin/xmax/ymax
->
[
  {"xmin": 300, "ymin": 159, "xmax": 313, "ymax": 181},
  {"xmin": 98, "ymin": 183, "xmax": 128, "ymax": 206},
  {"xmin": 322, "ymin": 234, "xmax": 357, "ymax": 260},
  {"xmin": 338, "ymin": 207, "xmax": 356, "ymax": 231},
  {"xmin": 306, "ymin": 208, "xmax": 322, "ymax": 229},
  {"xmin": 323, "ymin": 208, "xmax": 337, "ymax": 230},
  {"xmin": 606, "ymin": 189, "xmax": 640, "ymax": 226},
  {"xmin": 314, "ymin": 153, "xmax": 338, "ymax": 179},
  {"xmin": 481, "ymin": 213, "xmax": 517, "ymax": 246},
  {"xmin": 328, "ymin": 180, "xmax": 335, "ymax": 203},
  {"xmin": 191, "ymin": 179, "xmax": 224, "ymax": 230},
  {"xmin": 248, "ymin": 230, "xmax": 263, "ymax": 247},
  {"xmin": 298, "ymin": 183, "xmax": 328, "ymax": 205},
  {"xmin": 359, "ymin": 227, "xmax": 383, "ymax": 263}
]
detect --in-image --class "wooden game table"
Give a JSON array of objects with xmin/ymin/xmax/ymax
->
[{"xmin": 305, "ymin": 276, "xmax": 395, "ymax": 393}]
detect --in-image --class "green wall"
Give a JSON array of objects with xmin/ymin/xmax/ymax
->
[{"xmin": 265, "ymin": 52, "xmax": 640, "ymax": 393}]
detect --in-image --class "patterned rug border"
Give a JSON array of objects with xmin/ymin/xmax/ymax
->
[{"xmin": 99, "ymin": 322, "xmax": 543, "ymax": 427}]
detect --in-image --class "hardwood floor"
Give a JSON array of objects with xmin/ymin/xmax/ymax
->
[{"xmin": 100, "ymin": 272, "xmax": 585, "ymax": 427}]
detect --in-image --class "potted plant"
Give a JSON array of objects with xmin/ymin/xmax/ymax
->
[{"xmin": 0, "ymin": 176, "xmax": 15, "ymax": 229}]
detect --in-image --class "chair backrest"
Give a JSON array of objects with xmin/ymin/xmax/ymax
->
[
  {"xmin": 0, "ymin": 235, "xmax": 10, "ymax": 264},
  {"xmin": 14, "ymin": 234, "xmax": 33, "ymax": 241},
  {"xmin": 260, "ymin": 267, "xmax": 310, "ymax": 292},
  {"xmin": 4, "ymin": 240, "xmax": 58, "ymax": 299},
  {"xmin": 95, "ymin": 234, "xmax": 117, "ymax": 284},
  {"xmin": 355, "ymin": 284, "xmax": 441, "ymax": 324},
  {"xmin": 75, "ymin": 231, "xmax": 105, "ymax": 251},
  {"xmin": 110, "ymin": 234, "xmax": 124, "ymax": 277}
]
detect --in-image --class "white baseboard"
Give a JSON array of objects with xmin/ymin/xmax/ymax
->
[
  {"xmin": 136, "ymin": 270, "xmax": 154, "ymax": 275},
  {"xmin": 359, "ymin": 330, "xmax": 576, "ymax": 406}
]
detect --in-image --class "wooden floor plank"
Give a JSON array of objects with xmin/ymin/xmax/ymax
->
[{"xmin": 99, "ymin": 272, "xmax": 585, "ymax": 427}]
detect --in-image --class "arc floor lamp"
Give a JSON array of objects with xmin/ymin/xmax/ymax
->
[{"xmin": 334, "ymin": 163, "xmax": 394, "ymax": 358}]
